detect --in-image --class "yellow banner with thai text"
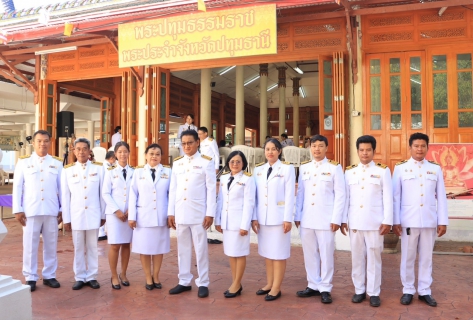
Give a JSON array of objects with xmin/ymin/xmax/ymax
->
[{"xmin": 118, "ymin": 4, "xmax": 277, "ymax": 68}]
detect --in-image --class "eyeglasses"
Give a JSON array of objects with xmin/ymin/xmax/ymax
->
[
  {"xmin": 229, "ymin": 160, "xmax": 242, "ymax": 165},
  {"xmin": 181, "ymin": 141, "xmax": 195, "ymax": 147}
]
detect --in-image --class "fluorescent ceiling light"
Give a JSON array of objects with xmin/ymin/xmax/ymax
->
[
  {"xmin": 35, "ymin": 46, "xmax": 78, "ymax": 55},
  {"xmin": 244, "ymin": 75, "xmax": 260, "ymax": 86},
  {"xmin": 217, "ymin": 66, "xmax": 236, "ymax": 75},
  {"xmin": 294, "ymin": 66, "xmax": 304, "ymax": 74},
  {"xmin": 300, "ymin": 86, "xmax": 307, "ymax": 98},
  {"xmin": 267, "ymin": 83, "xmax": 277, "ymax": 91}
]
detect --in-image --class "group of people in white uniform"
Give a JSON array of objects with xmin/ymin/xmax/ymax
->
[{"xmin": 12, "ymin": 129, "xmax": 447, "ymax": 308}]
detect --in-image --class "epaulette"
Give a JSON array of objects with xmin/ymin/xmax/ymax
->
[
  {"xmin": 328, "ymin": 159, "xmax": 339, "ymax": 166},
  {"xmin": 107, "ymin": 165, "xmax": 116, "ymax": 171},
  {"xmin": 174, "ymin": 155, "xmax": 184, "ymax": 162},
  {"xmin": 129, "ymin": 166, "xmax": 135, "ymax": 169},
  {"xmin": 202, "ymin": 155, "xmax": 212, "ymax": 161},
  {"xmin": 52, "ymin": 156, "xmax": 63, "ymax": 162},
  {"xmin": 221, "ymin": 171, "xmax": 230, "ymax": 175},
  {"xmin": 395, "ymin": 160, "xmax": 408, "ymax": 166},
  {"xmin": 135, "ymin": 165, "xmax": 145, "ymax": 169},
  {"xmin": 300, "ymin": 160, "xmax": 310, "ymax": 165},
  {"xmin": 282, "ymin": 161, "xmax": 290, "ymax": 165},
  {"xmin": 376, "ymin": 163, "xmax": 388, "ymax": 169},
  {"xmin": 64, "ymin": 163, "xmax": 74, "ymax": 169},
  {"xmin": 255, "ymin": 162, "xmax": 265, "ymax": 167},
  {"xmin": 345, "ymin": 164, "xmax": 356, "ymax": 171},
  {"xmin": 428, "ymin": 160, "xmax": 440, "ymax": 166},
  {"xmin": 163, "ymin": 164, "xmax": 171, "ymax": 168},
  {"xmin": 244, "ymin": 172, "xmax": 252, "ymax": 177},
  {"xmin": 19, "ymin": 154, "xmax": 31, "ymax": 159},
  {"xmin": 92, "ymin": 161, "xmax": 102, "ymax": 166},
  {"xmin": 208, "ymin": 137, "xmax": 214, "ymax": 141}
]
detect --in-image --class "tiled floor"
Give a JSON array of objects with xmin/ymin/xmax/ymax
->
[{"xmin": 1, "ymin": 219, "xmax": 472, "ymax": 320}]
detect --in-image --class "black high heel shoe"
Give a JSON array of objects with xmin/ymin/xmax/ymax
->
[
  {"xmin": 265, "ymin": 291, "xmax": 281, "ymax": 301},
  {"xmin": 224, "ymin": 285, "xmax": 242, "ymax": 298},
  {"xmin": 119, "ymin": 274, "xmax": 130, "ymax": 286},
  {"xmin": 111, "ymin": 278, "xmax": 121, "ymax": 290},
  {"xmin": 145, "ymin": 283, "xmax": 154, "ymax": 290}
]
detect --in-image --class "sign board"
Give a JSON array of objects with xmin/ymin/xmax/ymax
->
[{"xmin": 118, "ymin": 4, "xmax": 277, "ymax": 68}]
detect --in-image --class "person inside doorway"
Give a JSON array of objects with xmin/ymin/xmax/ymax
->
[
  {"xmin": 198, "ymin": 127, "xmax": 220, "ymax": 174},
  {"xmin": 111, "ymin": 126, "xmax": 122, "ymax": 148},
  {"xmin": 178, "ymin": 114, "xmax": 198, "ymax": 156},
  {"xmin": 280, "ymin": 133, "xmax": 294, "ymax": 148}
]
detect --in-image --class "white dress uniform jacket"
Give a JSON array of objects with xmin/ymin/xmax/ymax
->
[
  {"xmin": 253, "ymin": 159, "xmax": 295, "ymax": 225},
  {"xmin": 393, "ymin": 158, "xmax": 448, "ymax": 228},
  {"xmin": 61, "ymin": 161, "xmax": 105, "ymax": 230},
  {"xmin": 200, "ymin": 137, "xmax": 220, "ymax": 170},
  {"xmin": 178, "ymin": 123, "xmax": 198, "ymax": 138},
  {"xmin": 295, "ymin": 158, "xmax": 345, "ymax": 229},
  {"xmin": 111, "ymin": 132, "xmax": 122, "ymax": 147},
  {"xmin": 281, "ymin": 139, "xmax": 295, "ymax": 147},
  {"xmin": 168, "ymin": 152, "xmax": 216, "ymax": 224},
  {"xmin": 13, "ymin": 153, "xmax": 62, "ymax": 217},
  {"xmin": 343, "ymin": 161, "xmax": 393, "ymax": 229},
  {"xmin": 216, "ymin": 171, "xmax": 255, "ymax": 231},
  {"xmin": 129, "ymin": 164, "xmax": 171, "ymax": 227},
  {"xmin": 103, "ymin": 164, "xmax": 135, "ymax": 216}
]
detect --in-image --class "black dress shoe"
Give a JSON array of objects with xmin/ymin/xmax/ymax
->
[
  {"xmin": 72, "ymin": 281, "xmax": 85, "ymax": 290},
  {"xmin": 145, "ymin": 283, "xmax": 154, "ymax": 290},
  {"xmin": 224, "ymin": 286, "xmax": 242, "ymax": 298},
  {"xmin": 296, "ymin": 287, "xmax": 321, "ymax": 297},
  {"xmin": 321, "ymin": 292, "xmax": 333, "ymax": 304},
  {"xmin": 43, "ymin": 278, "xmax": 60, "ymax": 288},
  {"xmin": 169, "ymin": 284, "xmax": 192, "ymax": 295},
  {"xmin": 265, "ymin": 291, "xmax": 281, "ymax": 301},
  {"xmin": 370, "ymin": 296, "xmax": 381, "ymax": 307},
  {"xmin": 119, "ymin": 274, "xmax": 130, "ymax": 286},
  {"xmin": 88, "ymin": 280, "xmax": 100, "ymax": 289},
  {"xmin": 256, "ymin": 288, "xmax": 271, "ymax": 295},
  {"xmin": 400, "ymin": 294, "xmax": 413, "ymax": 305},
  {"xmin": 154, "ymin": 282, "xmax": 162, "ymax": 289},
  {"xmin": 198, "ymin": 286, "xmax": 209, "ymax": 298},
  {"xmin": 111, "ymin": 278, "xmax": 121, "ymax": 290},
  {"xmin": 419, "ymin": 295, "xmax": 437, "ymax": 307},
  {"xmin": 352, "ymin": 293, "xmax": 366, "ymax": 303},
  {"xmin": 26, "ymin": 281, "xmax": 36, "ymax": 292},
  {"xmin": 98, "ymin": 236, "xmax": 107, "ymax": 241}
]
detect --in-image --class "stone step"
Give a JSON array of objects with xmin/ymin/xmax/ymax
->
[{"xmin": 0, "ymin": 275, "xmax": 24, "ymax": 296}]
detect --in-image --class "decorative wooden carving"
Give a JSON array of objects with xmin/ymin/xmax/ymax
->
[
  {"xmin": 50, "ymin": 52, "xmax": 76, "ymax": 61},
  {"xmin": 51, "ymin": 65, "xmax": 75, "ymax": 73},
  {"xmin": 419, "ymin": 28, "xmax": 466, "ymax": 39},
  {"xmin": 294, "ymin": 24, "xmax": 341, "ymax": 35},
  {"xmin": 292, "ymin": 77, "xmax": 300, "ymax": 96},
  {"xmin": 277, "ymin": 66, "xmax": 287, "ymax": 88},
  {"xmin": 420, "ymin": 12, "xmax": 464, "ymax": 23},
  {"xmin": 277, "ymin": 42, "xmax": 289, "ymax": 51},
  {"xmin": 277, "ymin": 27, "xmax": 289, "ymax": 37},
  {"xmin": 295, "ymin": 38, "xmax": 342, "ymax": 49},
  {"xmin": 79, "ymin": 62, "xmax": 105, "ymax": 70},
  {"xmin": 259, "ymin": 63, "xmax": 269, "ymax": 77},
  {"xmin": 109, "ymin": 60, "xmax": 118, "ymax": 67},
  {"xmin": 369, "ymin": 16, "xmax": 412, "ymax": 27},
  {"xmin": 79, "ymin": 49, "xmax": 105, "ymax": 58},
  {"xmin": 369, "ymin": 32, "xmax": 413, "ymax": 43}
]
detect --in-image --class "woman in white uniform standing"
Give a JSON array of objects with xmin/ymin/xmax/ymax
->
[
  {"xmin": 102, "ymin": 141, "xmax": 134, "ymax": 289},
  {"xmin": 128, "ymin": 144, "xmax": 171, "ymax": 290},
  {"xmin": 215, "ymin": 151, "xmax": 255, "ymax": 298},
  {"xmin": 177, "ymin": 114, "xmax": 198, "ymax": 156},
  {"xmin": 251, "ymin": 138, "xmax": 295, "ymax": 301}
]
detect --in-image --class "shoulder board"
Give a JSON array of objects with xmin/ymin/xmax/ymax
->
[
  {"xmin": 19, "ymin": 154, "xmax": 31, "ymax": 159},
  {"xmin": 428, "ymin": 160, "xmax": 440, "ymax": 166},
  {"xmin": 202, "ymin": 155, "xmax": 212, "ymax": 161},
  {"xmin": 174, "ymin": 155, "xmax": 184, "ymax": 162},
  {"xmin": 282, "ymin": 161, "xmax": 290, "ymax": 165},
  {"xmin": 376, "ymin": 163, "xmax": 388, "ymax": 169},
  {"xmin": 64, "ymin": 163, "xmax": 74, "ymax": 169},
  {"xmin": 92, "ymin": 161, "xmax": 102, "ymax": 166},
  {"xmin": 52, "ymin": 156, "xmax": 63, "ymax": 162},
  {"xmin": 107, "ymin": 165, "xmax": 116, "ymax": 171},
  {"xmin": 300, "ymin": 160, "xmax": 310, "ymax": 165},
  {"xmin": 395, "ymin": 160, "xmax": 408, "ymax": 166},
  {"xmin": 345, "ymin": 164, "xmax": 357, "ymax": 171},
  {"xmin": 129, "ymin": 166, "xmax": 135, "ymax": 169},
  {"xmin": 135, "ymin": 165, "xmax": 145, "ymax": 169},
  {"xmin": 208, "ymin": 137, "xmax": 213, "ymax": 141},
  {"xmin": 244, "ymin": 171, "xmax": 252, "ymax": 177},
  {"xmin": 163, "ymin": 164, "xmax": 171, "ymax": 168},
  {"xmin": 255, "ymin": 162, "xmax": 265, "ymax": 167},
  {"xmin": 221, "ymin": 171, "xmax": 230, "ymax": 175},
  {"xmin": 328, "ymin": 160, "xmax": 339, "ymax": 166}
]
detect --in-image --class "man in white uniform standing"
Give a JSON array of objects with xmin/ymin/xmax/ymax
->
[
  {"xmin": 280, "ymin": 133, "xmax": 295, "ymax": 147},
  {"xmin": 111, "ymin": 126, "xmax": 122, "ymax": 148},
  {"xmin": 393, "ymin": 132, "xmax": 448, "ymax": 307},
  {"xmin": 168, "ymin": 130, "xmax": 216, "ymax": 298},
  {"xmin": 198, "ymin": 126, "xmax": 220, "ymax": 174},
  {"xmin": 342, "ymin": 135, "xmax": 393, "ymax": 307},
  {"xmin": 13, "ymin": 130, "xmax": 63, "ymax": 292},
  {"xmin": 295, "ymin": 135, "xmax": 345, "ymax": 304},
  {"xmin": 62, "ymin": 138, "xmax": 106, "ymax": 290}
]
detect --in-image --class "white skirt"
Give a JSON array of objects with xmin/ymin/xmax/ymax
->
[
  {"xmin": 257, "ymin": 225, "xmax": 291, "ymax": 260},
  {"xmin": 223, "ymin": 230, "xmax": 250, "ymax": 257},
  {"xmin": 132, "ymin": 226, "xmax": 170, "ymax": 255},
  {"xmin": 106, "ymin": 214, "xmax": 133, "ymax": 244}
]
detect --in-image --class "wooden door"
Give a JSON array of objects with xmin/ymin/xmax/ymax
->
[
  {"xmin": 152, "ymin": 67, "xmax": 171, "ymax": 165},
  {"xmin": 121, "ymin": 71, "xmax": 138, "ymax": 166},
  {"xmin": 319, "ymin": 55, "xmax": 335, "ymax": 160},
  {"xmin": 333, "ymin": 51, "xmax": 347, "ymax": 168},
  {"xmin": 99, "ymin": 97, "xmax": 111, "ymax": 149},
  {"xmin": 40, "ymin": 79, "xmax": 58, "ymax": 155}
]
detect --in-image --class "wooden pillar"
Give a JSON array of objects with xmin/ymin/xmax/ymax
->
[
  {"xmin": 235, "ymin": 65, "xmax": 245, "ymax": 145},
  {"xmin": 293, "ymin": 77, "xmax": 301, "ymax": 146},
  {"xmin": 259, "ymin": 63, "xmax": 268, "ymax": 146},
  {"xmin": 278, "ymin": 67, "xmax": 287, "ymax": 135},
  {"xmin": 219, "ymin": 94, "xmax": 226, "ymax": 141},
  {"xmin": 200, "ymin": 69, "xmax": 211, "ymax": 130},
  {"xmin": 193, "ymin": 84, "xmax": 200, "ymax": 127}
]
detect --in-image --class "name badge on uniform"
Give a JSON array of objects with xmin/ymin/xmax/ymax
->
[
  {"xmin": 370, "ymin": 174, "xmax": 380, "ymax": 178},
  {"xmin": 160, "ymin": 174, "xmax": 169, "ymax": 179},
  {"xmin": 49, "ymin": 165, "xmax": 57, "ymax": 169},
  {"xmin": 427, "ymin": 171, "xmax": 436, "ymax": 175},
  {"xmin": 27, "ymin": 165, "xmax": 34, "ymax": 169},
  {"xmin": 322, "ymin": 172, "xmax": 331, "ymax": 176},
  {"xmin": 89, "ymin": 173, "xmax": 97, "ymax": 177},
  {"xmin": 113, "ymin": 175, "xmax": 119, "ymax": 179},
  {"xmin": 72, "ymin": 174, "xmax": 78, "ymax": 178},
  {"xmin": 275, "ymin": 173, "xmax": 284, "ymax": 178},
  {"xmin": 257, "ymin": 172, "xmax": 262, "ymax": 176},
  {"xmin": 193, "ymin": 166, "xmax": 202, "ymax": 170},
  {"xmin": 277, "ymin": 201, "xmax": 285, "ymax": 206},
  {"xmin": 237, "ymin": 182, "xmax": 245, "ymax": 186}
]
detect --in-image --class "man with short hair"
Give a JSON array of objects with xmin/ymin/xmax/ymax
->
[
  {"xmin": 13, "ymin": 130, "xmax": 63, "ymax": 292},
  {"xmin": 111, "ymin": 126, "xmax": 122, "ymax": 148},
  {"xmin": 295, "ymin": 134, "xmax": 345, "ymax": 304},
  {"xmin": 393, "ymin": 132, "xmax": 447, "ymax": 307},
  {"xmin": 342, "ymin": 135, "xmax": 393, "ymax": 307},
  {"xmin": 168, "ymin": 130, "xmax": 216, "ymax": 298},
  {"xmin": 280, "ymin": 133, "xmax": 295, "ymax": 147},
  {"xmin": 198, "ymin": 126, "xmax": 220, "ymax": 174},
  {"xmin": 62, "ymin": 138, "xmax": 105, "ymax": 290}
]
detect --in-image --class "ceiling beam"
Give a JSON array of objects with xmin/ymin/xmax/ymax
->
[
  {"xmin": 1, "ymin": 37, "xmax": 109, "ymax": 56},
  {"xmin": 0, "ymin": 66, "xmax": 34, "ymax": 76},
  {"xmin": 350, "ymin": 0, "xmax": 473, "ymax": 15},
  {"xmin": 59, "ymin": 82, "xmax": 116, "ymax": 99},
  {"xmin": 277, "ymin": 10, "xmax": 345, "ymax": 23},
  {"xmin": 4, "ymin": 54, "xmax": 35, "ymax": 63},
  {"xmin": 0, "ymin": 70, "xmax": 30, "ymax": 89},
  {"xmin": 0, "ymin": 52, "xmax": 37, "ymax": 92}
]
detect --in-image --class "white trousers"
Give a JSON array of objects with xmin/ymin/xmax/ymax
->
[
  {"xmin": 176, "ymin": 224, "xmax": 209, "ymax": 287},
  {"xmin": 350, "ymin": 230, "xmax": 384, "ymax": 296},
  {"xmin": 72, "ymin": 229, "xmax": 99, "ymax": 282},
  {"xmin": 400, "ymin": 227, "xmax": 436, "ymax": 295},
  {"xmin": 22, "ymin": 215, "xmax": 58, "ymax": 281},
  {"xmin": 300, "ymin": 227, "xmax": 334, "ymax": 292}
]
